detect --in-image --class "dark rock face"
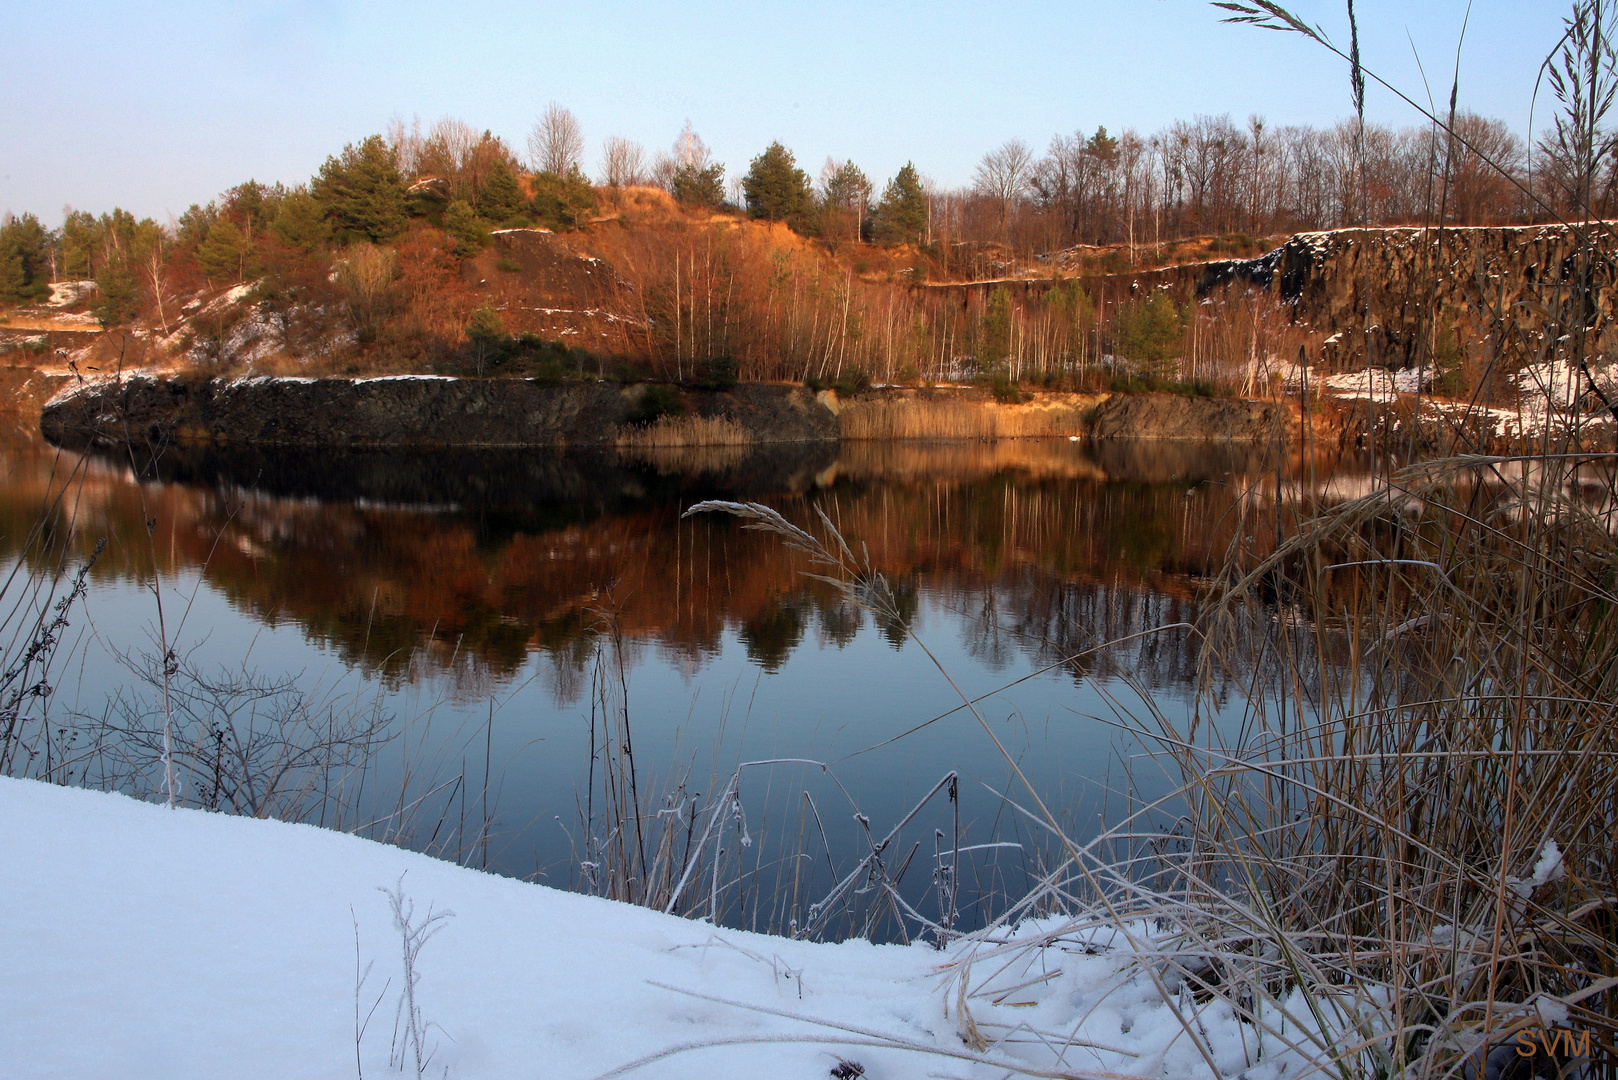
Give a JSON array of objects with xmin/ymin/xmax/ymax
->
[
  {"xmin": 1217, "ymin": 225, "xmax": 1618, "ymax": 368},
  {"xmin": 42, "ymin": 376, "xmax": 839, "ymax": 451},
  {"xmin": 925, "ymin": 224, "xmax": 1618, "ymax": 373},
  {"xmin": 1086, "ymin": 393, "xmax": 1294, "ymax": 443},
  {"xmin": 43, "ymin": 377, "xmax": 1314, "ymax": 453}
]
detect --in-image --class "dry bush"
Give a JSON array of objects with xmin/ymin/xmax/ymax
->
[
  {"xmin": 836, "ymin": 390, "xmax": 1101, "ymax": 440},
  {"xmin": 613, "ymin": 414, "xmax": 751, "ymax": 449}
]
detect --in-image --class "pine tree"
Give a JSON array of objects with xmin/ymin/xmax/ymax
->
[
  {"xmin": 671, "ymin": 163, "xmax": 725, "ymax": 209},
  {"xmin": 982, "ymin": 285, "xmax": 1014, "ymax": 368},
  {"xmin": 873, "ymin": 163, "xmax": 928, "ymax": 246},
  {"xmin": 195, "ymin": 218, "xmax": 249, "ymax": 282},
  {"xmin": 93, "ymin": 258, "xmax": 142, "ymax": 327},
  {"xmin": 0, "ymin": 213, "xmax": 53, "ymax": 304},
  {"xmin": 0, "ymin": 250, "xmax": 25, "ymax": 305},
  {"xmin": 821, "ymin": 161, "xmax": 872, "ymax": 241},
  {"xmin": 466, "ymin": 302, "xmax": 506, "ymax": 376},
  {"xmin": 59, "ymin": 210, "xmax": 102, "ymax": 279},
  {"xmin": 528, "ymin": 168, "xmax": 596, "ymax": 229},
  {"xmin": 442, "ymin": 200, "xmax": 491, "ymax": 255},
  {"xmin": 311, "ymin": 135, "xmax": 408, "ymax": 244},
  {"xmin": 271, "ymin": 190, "xmax": 331, "ymax": 252},
  {"xmin": 476, "ymin": 158, "xmax": 525, "ymax": 223},
  {"xmin": 742, "ymin": 142, "xmax": 813, "ymax": 225}
]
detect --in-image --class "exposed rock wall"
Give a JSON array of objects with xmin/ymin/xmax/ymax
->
[
  {"xmin": 41, "ymin": 377, "xmax": 837, "ymax": 450},
  {"xmin": 41, "ymin": 377, "xmax": 1309, "ymax": 450},
  {"xmin": 1206, "ymin": 224, "xmax": 1618, "ymax": 367},
  {"xmin": 922, "ymin": 223, "xmax": 1618, "ymax": 371}
]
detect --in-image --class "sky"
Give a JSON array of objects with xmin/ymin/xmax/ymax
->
[{"xmin": 0, "ymin": 1, "xmax": 1573, "ymax": 224}]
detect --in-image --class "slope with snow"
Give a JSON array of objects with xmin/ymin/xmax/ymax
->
[{"xmin": 2, "ymin": 778, "xmax": 1368, "ymax": 1079}]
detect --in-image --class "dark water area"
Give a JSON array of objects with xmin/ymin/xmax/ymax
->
[{"xmin": 0, "ymin": 434, "xmax": 1364, "ymax": 937}]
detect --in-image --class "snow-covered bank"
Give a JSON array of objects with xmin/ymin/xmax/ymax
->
[
  {"xmin": 1, "ymin": 778, "xmax": 1375, "ymax": 1079},
  {"xmin": 0, "ymin": 778, "xmax": 952, "ymax": 1079}
]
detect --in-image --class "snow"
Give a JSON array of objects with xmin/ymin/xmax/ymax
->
[
  {"xmin": 1317, "ymin": 367, "xmax": 1432, "ymax": 399},
  {"xmin": 352, "ymin": 374, "xmax": 460, "ymax": 383},
  {"xmin": 1508, "ymin": 840, "xmax": 1566, "ymax": 898},
  {"xmin": 46, "ymin": 280, "xmax": 97, "ymax": 307},
  {"xmin": 0, "ymin": 776, "xmax": 1381, "ymax": 1079}
]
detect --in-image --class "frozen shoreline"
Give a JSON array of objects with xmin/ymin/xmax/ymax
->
[{"xmin": 0, "ymin": 776, "xmax": 1372, "ymax": 1079}]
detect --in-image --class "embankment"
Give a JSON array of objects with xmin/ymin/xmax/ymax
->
[
  {"xmin": 0, "ymin": 368, "xmax": 70, "ymax": 439},
  {"xmin": 923, "ymin": 223, "xmax": 1618, "ymax": 370},
  {"xmin": 39, "ymin": 375, "xmax": 1315, "ymax": 451}
]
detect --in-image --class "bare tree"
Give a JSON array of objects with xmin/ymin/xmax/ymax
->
[
  {"xmin": 528, "ymin": 103, "xmax": 585, "ymax": 177},
  {"xmin": 673, "ymin": 119, "xmax": 712, "ymax": 170},
  {"xmin": 420, "ymin": 117, "xmax": 480, "ymax": 180},
  {"xmin": 599, "ymin": 136, "xmax": 648, "ymax": 187},
  {"xmin": 386, "ymin": 115, "xmax": 425, "ymax": 177},
  {"xmin": 973, "ymin": 139, "xmax": 1034, "ymax": 235}
]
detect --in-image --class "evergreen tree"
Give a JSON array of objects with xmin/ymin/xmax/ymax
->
[
  {"xmin": 466, "ymin": 302, "xmax": 506, "ymax": 376},
  {"xmin": 442, "ymin": 199, "xmax": 491, "ymax": 255},
  {"xmin": 271, "ymin": 190, "xmax": 331, "ymax": 252},
  {"xmin": 222, "ymin": 180, "xmax": 282, "ymax": 234},
  {"xmin": 176, "ymin": 203, "xmax": 217, "ymax": 248},
  {"xmin": 93, "ymin": 258, "xmax": 142, "ymax": 327},
  {"xmin": 310, "ymin": 135, "xmax": 408, "ymax": 244},
  {"xmin": 1113, "ymin": 292, "xmax": 1186, "ymax": 376},
  {"xmin": 528, "ymin": 168, "xmax": 596, "ymax": 229},
  {"xmin": 477, "ymin": 157, "xmax": 525, "ymax": 223},
  {"xmin": 195, "ymin": 218, "xmax": 249, "ymax": 282},
  {"xmin": 821, "ymin": 161, "xmax": 872, "ymax": 241},
  {"xmin": 59, "ymin": 210, "xmax": 102, "ymax": 279},
  {"xmin": 873, "ymin": 163, "xmax": 928, "ymax": 246},
  {"xmin": 0, "ymin": 249, "xmax": 24, "ymax": 305},
  {"xmin": 671, "ymin": 162, "xmax": 725, "ymax": 209},
  {"xmin": 0, "ymin": 213, "xmax": 53, "ymax": 304},
  {"xmin": 981, "ymin": 285, "xmax": 1014, "ymax": 368},
  {"xmin": 742, "ymin": 142, "xmax": 813, "ymax": 225}
]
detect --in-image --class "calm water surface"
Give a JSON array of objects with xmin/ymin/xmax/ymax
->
[{"xmin": 1, "ymin": 434, "xmax": 1355, "ymax": 934}]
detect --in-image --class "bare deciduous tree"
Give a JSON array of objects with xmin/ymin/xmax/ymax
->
[
  {"xmin": 600, "ymin": 136, "xmax": 648, "ymax": 187},
  {"xmin": 386, "ymin": 115, "xmax": 425, "ymax": 177},
  {"xmin": 528, "ymin": 103, "xmax": 585, "ymax": 177},
  {"xmin": 973, "ymin": 139, "xmax": 1034, "ymax": 234}
]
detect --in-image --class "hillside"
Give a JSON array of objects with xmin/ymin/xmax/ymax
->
[{"xmin": 5, "ymin": 186, "xmax": 1616, "ymax": 443}]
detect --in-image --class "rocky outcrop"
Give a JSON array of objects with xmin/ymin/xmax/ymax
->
[
  {"xmin": 924, "ymin": 223, "xmax": 1618, "ymax": 371},
  {"xmin": 41, "ymin": 375, "xmax": 1322, "ymax": 452},
  {"xmin": 1085, "ymin": 393, "xmax": 1296, "ymax": 443},
  {"xmin": 0, "ymin": 368, "xmax": 70, "ymax": 440},
  {"xmin": 1209, "ymin": 224, "xmax": 1618, "ymax": 367},
  {"xmin": 41, "ymin": 376, "xmax": 838, "ymax": 450}
]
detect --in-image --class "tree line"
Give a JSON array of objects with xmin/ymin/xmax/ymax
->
[
  {"xmin": 0, "ymin": 96, "xmax": 1599, "ymax": 403},
  {"xmin": 2, "ymin": 98, "xmax": 1585, "ymax": 316}
]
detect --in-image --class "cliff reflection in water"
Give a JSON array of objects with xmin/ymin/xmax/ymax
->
[{"xmin": 1, "ymin": 436, "xmax": 1356, "ymax": 700}]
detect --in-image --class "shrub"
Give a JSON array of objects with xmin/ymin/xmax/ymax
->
[
  {"xmin": 529, "ymin": 169, "xmax": 596, "ymax": 230},
  {"xmin": 694, "ymin": 354, "xmax": 738, "ymax": 391},
  {"xmin": 831, "ymin": 366, "xmax": 870, "ymax": 397},
  {"xmin": 1112, "ymin": 292, "xmax": 1186, "ymax": 373},
  {"xmin": 626, "ymin": 384, "xmax": 685, "ymax": 425},
  {"xmin": 989, "ymin": 372, "xmax": 1023, "ymax": 403}
]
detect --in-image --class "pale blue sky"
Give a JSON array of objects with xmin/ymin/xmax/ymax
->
[{"xmin": 0, "ymin": 1, "xmax": 1569, "ymax": 223}]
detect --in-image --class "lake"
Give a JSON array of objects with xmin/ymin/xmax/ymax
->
[{"xmin": 0, "ymin": 433, "xmax": 1355, "ymax": 939}]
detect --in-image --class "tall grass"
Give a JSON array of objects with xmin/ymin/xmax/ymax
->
[{"xmin": 835, "ymin": 389, "xmax": 1102, "ymax": 441}]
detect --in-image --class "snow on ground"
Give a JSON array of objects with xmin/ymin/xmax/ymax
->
[
  {"xmin": 0, "ymin": 777, "xmax": 1366, "ymax": 1080},
  {"xmin": 46, "ymin": 281, "xmax": 97, "ymax": 307},
  {"xmin": 1317, "ymin": 366, "xmax": 1432, "ymax": 398}
]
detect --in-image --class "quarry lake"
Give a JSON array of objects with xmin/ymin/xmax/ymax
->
[{"xmin": 2, "ymin": 434, "xmax": 1358, "ymax": 935}]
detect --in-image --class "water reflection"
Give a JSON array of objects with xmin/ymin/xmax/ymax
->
[
  {"xmin": 2, "ymin": 436, "xmax": 1367, "ymax": 700},
  {"xmin": 3, "ymin": 433, "xmax": 1380, "ymax": 932}
]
